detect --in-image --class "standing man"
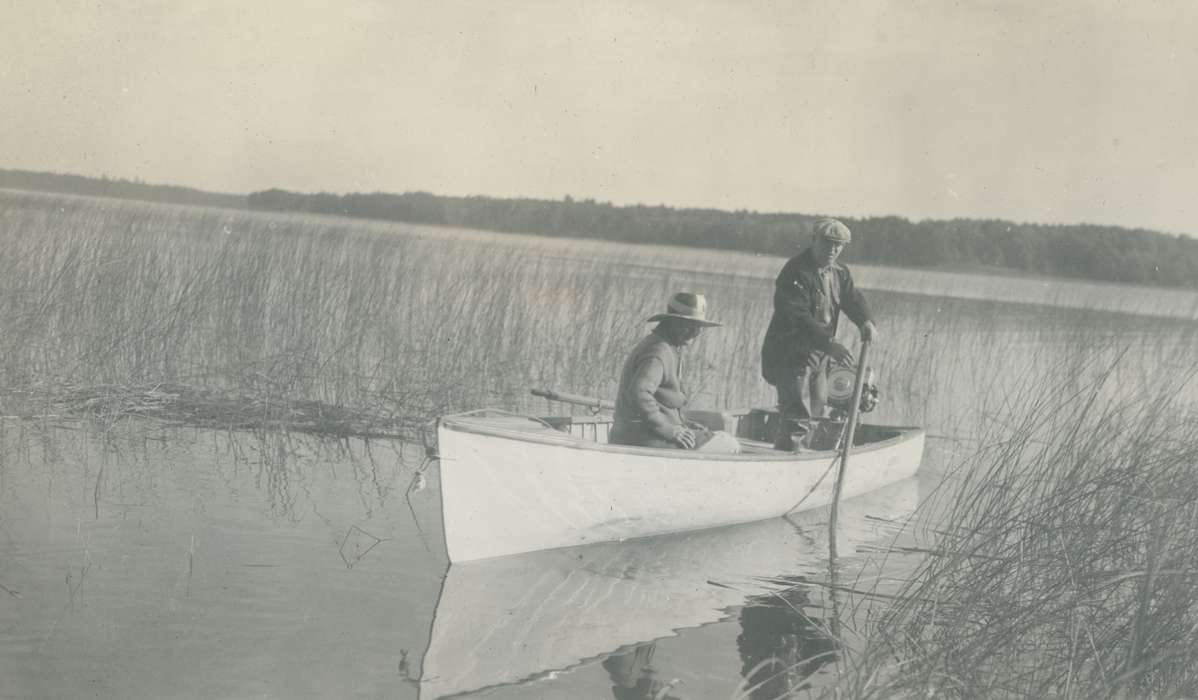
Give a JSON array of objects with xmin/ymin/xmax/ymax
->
[
  {"xmin": 609, "ymin": 292, "xmax": 722, "ymax": 450},
  {"xmin": 760, "ymin": 218, "xmax": 879, "ymax": 451}
]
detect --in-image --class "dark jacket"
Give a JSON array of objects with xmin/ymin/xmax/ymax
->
[
  {"xmin": 761, "ymin": 248, "xmax": 872, "ymax": 385},
  {"xmin": 609, "ymin": 330, "xmax": 687, "ymax": 448}
]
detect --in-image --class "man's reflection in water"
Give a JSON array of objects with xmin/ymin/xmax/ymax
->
[
  {"xmin": 737, "ymin": 577, "xmax": 837, "ymax": 698},
  {"xmin": 602, "ymin": 643, "xmax": 683, "ymax": 700}
]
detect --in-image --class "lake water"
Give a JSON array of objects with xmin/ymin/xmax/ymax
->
[
  {"xmin": 3, "ymin": 222, "xmax": 1197, "ymax": 698},
  {"xmin": 0, "ymin": 415, "xmax": 935, "ymax": 699}
]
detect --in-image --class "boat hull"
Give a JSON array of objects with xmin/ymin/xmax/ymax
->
[
  {"xmin": 419, "ymin": 477, "xmax": 920, "ymax": 699},
  {"xmin": 436, "ymin": 413, "xmax": 924, "ymax": 562}
]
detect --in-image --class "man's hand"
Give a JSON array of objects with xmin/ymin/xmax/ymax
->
[
  {"xmin": 861, "ymin": 321, "xmax": 880, "ymax": 343},
  {"xmin": 672, "ymin": 425, "xmax": 697, "ymax": 449},
  {"xmin": 826, "ymin": 339, "xmax": 854, "ymax": 366}
]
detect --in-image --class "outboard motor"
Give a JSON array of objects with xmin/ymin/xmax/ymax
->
[{"xmin": 825, "ymin": 365, "xmax": 879, "ymax": 419}]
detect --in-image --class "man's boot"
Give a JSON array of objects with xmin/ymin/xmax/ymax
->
[{"xmin": 772, "ymin": 417, "xmax": 811, "ymax": 452}]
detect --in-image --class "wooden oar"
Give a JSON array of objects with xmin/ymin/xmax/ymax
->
[
  {"xmin": 828, "ymin": 339, "xmax": 872, "ymax": 553},
  {"xmin": 530, "ymin": 388, "xmax": 615, "ymax": 412}
]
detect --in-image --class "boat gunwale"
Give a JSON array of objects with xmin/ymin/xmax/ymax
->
[{"xmin": 437, "ymin": 410, "xmax": 924, "ymax": 463}]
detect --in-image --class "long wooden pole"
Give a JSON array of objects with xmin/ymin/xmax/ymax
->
[
  {"xmin": 828, "ymin": 340, "xmax": 872, "ymax": 547},
  {"xmin": 529, "ymin": 388, "xmax": 615, "ymax": 412}
]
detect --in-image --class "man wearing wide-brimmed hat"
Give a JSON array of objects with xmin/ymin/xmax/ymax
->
[
  {"xmin": 610, "ymin": 292, "xmax": 723, "ymax": 450},
  {"xmin": 761, "ymin": 218, "xmax": 879, "ymax": 451}
]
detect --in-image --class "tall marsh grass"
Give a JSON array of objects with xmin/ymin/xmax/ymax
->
[
  {"xmin": 3, "ymin": 189, "xmax": 1192, "ymax": 438},
  {"xmin": 0, "ymin": 191, "xmax": 733, "ymax": 433},
  {"xmin": 827, "ymin": 348, "xmax": 1198, "ymax": 698}
]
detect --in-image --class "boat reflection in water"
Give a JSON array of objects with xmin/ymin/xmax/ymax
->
[
  {"xmin": 417, "ymin": 478, "xmax": 921, "ymax": 699},
  {"xmin": 735, "ymin": 576, "xmax": 838, "ymax": 699}
]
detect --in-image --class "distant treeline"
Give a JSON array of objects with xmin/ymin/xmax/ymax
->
[
  {"xmin": 248, "ymin": 188, "xmax": 1198, "ymax": 288},
  {"xmin": 5, "ymin": 167, "xmax": 1197, "ymax": 288},
  {"xmin": 0, "ymin": 168, "xmax": 244, "ymax": 210}
]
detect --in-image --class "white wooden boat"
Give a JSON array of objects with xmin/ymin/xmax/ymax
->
[
  {"xmin": 417, "ymin": 478, "xmax": 921, "ymax": 699},
  {"xmin": 435, "ymin": 404, "xmax": 924, "ymax": 563}
]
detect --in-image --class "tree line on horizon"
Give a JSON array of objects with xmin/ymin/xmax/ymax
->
[
  {"xmin": 246, "ymin": 188, "xmax": 1198, "ymax": 289},
  {"xmin": 4, "ymin": 167, "xmax": 1197, "ymax": 288},
  {"xmin": 0, "ymin": 168, "xmax": 243, "ymax": 210}
]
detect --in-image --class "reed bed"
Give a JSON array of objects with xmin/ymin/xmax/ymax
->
[
  {"xmin": 0, "ymin": 191, "xmax": 685, "ymax": 435},
  {"xmin": 4, "ymin": 190, "xmax": 1191, "ymax": 440},
  {"xmin": 826, "ymin": 345, "xmax": 1198, "ymax": 699}
]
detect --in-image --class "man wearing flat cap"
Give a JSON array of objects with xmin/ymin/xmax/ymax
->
[
  {"xmin": 761, "ymin": 218, "xmax": 879, "ymax": 451},
  {"xmin": 610, "ymin": 292, "xmax": 727, "ymax": 450}
]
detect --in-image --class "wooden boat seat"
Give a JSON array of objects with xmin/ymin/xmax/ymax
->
[{"xmin": 735, "ymin": 439, "xmax": 789, "ymax": 455}]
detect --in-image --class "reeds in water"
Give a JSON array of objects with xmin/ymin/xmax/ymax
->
[
  {"xmin": 836, "ymin": 345, "xmax": 1198, "ymax": 698},
  {"xmin": 4, "ymin": 189, "xmax": 1192, "ymax": 441}
]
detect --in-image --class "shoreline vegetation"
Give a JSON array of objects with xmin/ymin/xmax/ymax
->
[
  {"xmin": 834, "ymin": 353, "xmax": 1198, "ymax": 698},
  {"xmin": 4, "ymin": 187, "xmax": 1198, "ymax": 696},
  {"xmin": 4, "ymin": 166, "xmax": 1198, "ymax": 289}
]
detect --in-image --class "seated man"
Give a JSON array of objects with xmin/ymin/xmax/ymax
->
[{"xmin": 609, "ymin": 292, "xmax": 739, "ymax": 453}]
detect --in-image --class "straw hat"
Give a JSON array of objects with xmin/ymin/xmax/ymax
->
[{"xmin": 646, "ymin": 292, "xmax": 721, "ymax": 327}]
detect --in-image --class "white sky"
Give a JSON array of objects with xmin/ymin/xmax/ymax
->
[{"xmin": 3, "ymin": 1, "xmax": 1196, "ymax": 234}]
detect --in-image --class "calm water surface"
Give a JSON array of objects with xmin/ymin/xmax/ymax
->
[
  {"xmin": 0, "ymin": 417, "xmax": 929, "ymax": 699},
  {"xmin": 2, "ymin": 292, "xmax": 1193, "ymax": 699}
]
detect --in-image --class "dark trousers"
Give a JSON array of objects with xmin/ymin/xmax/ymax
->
[{"xmin": 772, "ymin": 354, "xmax": 829, "ymax": 450}]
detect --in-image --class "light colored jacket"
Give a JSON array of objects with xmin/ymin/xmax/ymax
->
[{"xmin": 609, "ymin": 331, "xmax": 687, "ymax": 448}]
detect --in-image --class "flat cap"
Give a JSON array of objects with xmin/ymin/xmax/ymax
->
[{"xmin": 813, "ymin": 218, "xmax": 852, "ymax": 243}]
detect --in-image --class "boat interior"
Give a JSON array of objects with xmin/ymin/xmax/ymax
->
[{"xmin": 527, "ymin": 408, "xmax": 905, "ymax": 453}]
